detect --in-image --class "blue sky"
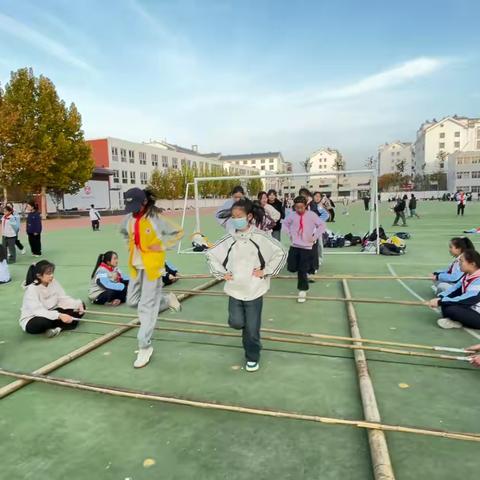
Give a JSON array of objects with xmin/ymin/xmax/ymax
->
[{"xmin": 0, "ymin": 0, "xmax": 479, "ymax": 169}]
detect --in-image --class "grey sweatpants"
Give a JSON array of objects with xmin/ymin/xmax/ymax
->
[{"xmin": 127, "ymin": 270, "xmax": 170, "ymax": 349}]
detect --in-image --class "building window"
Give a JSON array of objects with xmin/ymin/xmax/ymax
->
[
  {"xmin": 120, "ymin": 148, "xmax": 127, "ymax": 162},
  {"xmin": 151, "ymin": 154, "xmax": 158, "ymax": 167},
  {"xmin": 130, "ymin": 171, "xmax": 136, "ymax": 184},
  {"xmin": 439, "ymin": 143, "xmax": 445, "ymax": 149},
  {"xmin": 472, "ymin": 186, "xmax": 480, "ymax": 193},
  {"xmin": 128, "ymin": 150, "xmax": 134, "ymax": 163},
  {"xmin": 439, "ymin": 132, "xmax": 445, "ymax": 139},
  {"xmin": 455, "ymin": 131, "xmax": 460, "ymax": 137},
  {"xmin": 112, "ymin": 147, "xmax": 118, "ymax": 162},
  {"xmin": 269, "ymin": 165, "xmax": 274, "ymax": 170},
  {"xmin": 477, "ymin": 140, "xmax": 480, "ymax": 149},
  {"xmin": 121, "ymin": 171, "xmax": 128, "ymax": 184},
  {"xmin": 261, "ymin": 166, "xmax": 265, "ymax": 170},
  {"xmin": 269, "ymin": 158, "xmax": 274, "ymax": 163},
  {"xmin": 172, "ymin": 157, "xmax": 178, "ymax": 169},
  {"xmin": 472, "ymin": 171, "xmax": 480, "ymax": 178},
  {"xmin": 199, "ymin": 162, "xmax": 204, "ymax": 171},
  {"xmin": 140, "ymin": 172, "xmax": 148, "ymax": 185},
  {"xmin": 454, "ymin": 142, "xmax": 460, "ymax": 149},
  {"xmin": 162, "ymin": 156, "xmax": 169, "ymax": 168},
  {"xmin": 139, "ymin": 152, "xmax": 147, "ymax": 165},
  {"xmin": 261, "ymin": 159, "xmax": 265, "ymax": 163},
  {"xmin": 243, "ymin": 160, "xmax": 248, "ymax": 165},
  {"xmin": 113, "ymin": 170, "xmax": 119, "ymax": 183},
  {"xmin": 192, "ymin": 161, "xmax": 197, "ymax": 170}
]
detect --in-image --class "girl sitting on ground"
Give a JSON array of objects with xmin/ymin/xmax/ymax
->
[
  {"xmin": 429, "ymin": 249, "xmax": 480, "ymax": 330},
  {"xmin": 0, "ymin": 245, "xmax": 11, "ymax": 284},
  {"xmin": 89, "ymin": 251, "xmax": 129, "ymax": 306},
  {"xmin": 206, "ymin": 198, "xmax": 287, "ymax": 373},
  {"xmin": 432, "ymin": 237, "xmax": 474, "ymax": 294},
  {"xmin": 20, "ymin": 260, "xmax": 85, "ymax": 337}
]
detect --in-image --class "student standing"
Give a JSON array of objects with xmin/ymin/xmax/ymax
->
[
  {"xmin": 257, "ymin": 191, "xmax": 280, "ymax": 234},
  {"xmin": 89, "ymin": 204, "xmax": 101, "ymax": 231},
  {"xmin": 215, "ymin": 186, "xmax": 245, "ymax": 233},
  {"xmin": 121, "ymin": 188, "xmax": 184, "ymax": 368},
  {"xmin": 408, "ymin": 194, "xmax": 420, "ymax": 219},
  {"xmin": 283, "ymin": 196, "xmax": 324, "ymax": 303},
  {"xmin": 326, "ymin": 193, "xmax": 336, "ymax": 222},
  {"xmin": 2, "ymin": 205, "xmax": 19, "ymax": 263},
  {"xmin": 457, "ymin": 190, "xmax": 466, "ymax": 216},
  {"xmin": 363, "ymin": 195, "xmax": 370, "ymax": 211},
  {"xmin": 267, "ymin": 189, "xmax": 285, "ymax": 242},
  {"xmin": 206, "ymin": 198, "xmax": 287, "ymax": 372},
  {"xmin": 20, "ymin": 260, "xmax": 85, "ymax": 337},
  {"xmin": 6, "ymin": 202, "xmax": 26, "ymax": 254},
  {"xmin": 312, "ymin": 191, "xmax": 330, "ymax": 267},
  {"xmin": 0, "ymin": 246, "xmax": 11, "ymax": 284},
  {"xmin": 26, "ymin": 201, "xmax": 42, "ymax": 256}
]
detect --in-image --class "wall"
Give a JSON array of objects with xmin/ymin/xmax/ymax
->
[{"xmin": 46, "ymin": 180, "xmax": 111, "ymax": 212}]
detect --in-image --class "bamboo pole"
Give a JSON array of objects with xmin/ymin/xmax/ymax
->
[
  {"xmin": 86, "ymin": 310, "xmax": 472, "ymax": 355},
  {"xmin": 177, "ymin": 274, "xmax": 431, "ymax": 281},
  {"xmin": 78, "ymin": 316, "xmax": 470, "ymax": 363},
  {"xmin": 342, "ymin": 279, "xmax": 395, "ymax": 480},
  {"xmin": 0, "ymin": 278, "xmax": 220, "ymax": 400},
  {"xmin": 164, "ymin": 289, "xmax": 429, "ymax": 308},
  {"xmin": 0, "ymin": 368, "xmax": 479, "ymax": 443}
]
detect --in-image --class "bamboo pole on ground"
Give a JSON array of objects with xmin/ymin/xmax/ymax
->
[
  {"xmin": 177, "ymin": 274, "xmax": 431, "ymax": 281},
  {"xmin": 342, "ymin": 279, "xmax": 395, "ymax": 480},
  {"xmin": 0, "ymin": 368, "xmax": 479, "ymax": 443},
  {"xmin": 86, "ymin": 310, "xmax": 472, "ymax": 355},
  {"xmin": 0, "ymin": 279, "xmax": 220, "ymax": 400}
]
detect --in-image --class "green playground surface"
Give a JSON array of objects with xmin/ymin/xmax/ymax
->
[{"xmin": 1, "ymin": 200, "xmax": 480, "ymax": 479}]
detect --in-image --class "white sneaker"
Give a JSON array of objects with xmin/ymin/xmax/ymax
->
[
  {"xmin": 297, "ymin": 291, "xmax": 307, "ymax": 303},
  {"xmin": 21, "ymin": 249, "xmax": 26, "ymax": 255},
  {"xmin": 134, "ymin": 346, "xmax": 154, "ymax": 368},
  {"xmin": 245, "ymin": 361, "xmax": 259, "ymax": 372},
  {"xmin": 168, "ymin": 293, "xmax": 182, "ymax": 312},
  {"xmin": 437, "ymin": 318, "xmax": 462, "ymax": 329},
  {"xmin": 45, "ymin": 327, "xmax": 62, "ymax": 338}
]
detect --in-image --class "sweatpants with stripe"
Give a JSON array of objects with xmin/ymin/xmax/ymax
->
[{"xmin": 127, "ymin": 270, "xmax": 170, "ymax": 349}]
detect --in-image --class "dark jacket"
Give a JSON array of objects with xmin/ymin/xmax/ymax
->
[
  {"xmin": 394, "ymin": 199, "xmax": 406, "ymax": 213},
  {"xmin": 268, "ymin": 199, "xmax": 285, "ymax": 232},
  {"xmin": 409, "ymin": 198, "xmax": 417, "ymax": 209},
  {"xmin": 26, "ymin": 211, "xmax": 42, "ymax": 235}
]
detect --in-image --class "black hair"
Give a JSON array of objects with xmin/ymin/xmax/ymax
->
[
  {"xmin": 0, "ymin": 245, "xmax": 6, "ymax": 263},
  {"xmin": 25, "ymin": 260, "xmax": 55, "ymax": 286},
  {"xmin": 90, "ymin": 204, "xmax": 95, "ymax": 208},
  {"xmin": 451, "ymin": 237, "xmax": 474, "ymax": 253},
  {"xmin": 231, "ymin": 185, "xmax": 245, "ymax": 196},
  {"xmin": 293, "ymin": 196, "xmax": 307, "ymax": 206},
  {"xmin": 299, "ymin": 188, "xmax": 311, "ymax": 198},
  {"xmin": 403, "ymin": 194, "xmax": 408, "ymax": 200},
  {"xmin": 231, "ymin": 198, "xmax": 265, "ymax": 227},
  {"xmin": 91, "ymin": 251, "xmax": 118, "ymax": 278},
  {"xmin": 462, "ymin": 249, "xmax": 480, "ymax": 268},
  {"xmin": 326, "ymin": 193, "xmax": 331, "ymax": 198},
  {"xmin": 312, "ymin": 191, "xmax": 322, "ymax": 197},
  {"xmin": 4, "ymin": 205, "xmax": 13, "ymax": 214},
  {"xmin": 144, "ymin": 189, "xmax": 162, "ymax": 217},
  {"xmin": 267, "ymin": 189, "xmax": 277, "ymax": 197},
  {"xmin": 257, "ymin": 191, "xmax": 267, "ymax": 201},
  {"xmin": 27, "ymin": 200, "xmax": 38, "ymax": 211}
]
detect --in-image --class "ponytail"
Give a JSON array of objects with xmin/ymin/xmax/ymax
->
[
  {"xmin": 91, "ymin": 251, "xmax": 118, "ymax": 278},
  {"xmin": 231, "ymin": 198, "xmax": 265, "ymax": 227},
  {"xmin": 25, "ymin": 260, "xmax": 55, "ymax": 286},
  {"xmin": 451, "ymin": 237, "xmax": 475, "ymax": 253}
]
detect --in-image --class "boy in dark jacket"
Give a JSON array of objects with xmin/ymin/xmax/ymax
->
[
  {"xmin": 393, "ymin": 195, "xmax": 408, "ymax": 227},
  {"xmin": 408, "ymin": 194, "xmax": 420, "ymax": 218},
  {"xmin": 26, "ymin": 201, "xmax": 42, "ymax": 256}
]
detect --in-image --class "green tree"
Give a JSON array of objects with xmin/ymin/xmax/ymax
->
[
  {"xmin": 246, "ymin": 175, "xmax": 263, "ymax": 196},
  {"xmin": 333, "ymin": 152, "xmax": 345, "ymax": 197}
]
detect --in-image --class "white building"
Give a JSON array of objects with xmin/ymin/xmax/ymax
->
[
  {"xmin": 308, "ymin": 148, "xmax": 343, "ymax": 173},
  {"xmin": 415, "ymin": 115, "xmax": 480, "ymax": 174},
  {"xmin": 220, "ymin": 152, "xmax": 287, "ymax": 174},
  {"xmin": 377, "ymin": 141, "xmax": 415, "ymax": 177},
  {"xmin": 447, "ymin": 150, "xmax": 480, "ymax": 194}
]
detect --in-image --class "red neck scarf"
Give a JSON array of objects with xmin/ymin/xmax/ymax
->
[
  {"xmin": 100, "ymin": 262, "xmax": 121, "ymax": 280},
  {"xmin": 297, "ymin": 212, "xmax": 305, "ymax": 237},
  {"xmin": 462, "ymin": 269, "xmax": 480, "ymax": 293}
]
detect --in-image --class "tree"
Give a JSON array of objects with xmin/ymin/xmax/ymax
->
[
  {"xmin": 246, "ymin": 174, "xmax": 263, "ymax": 196},
  {"xmin": 0, "ymin": 68, "xmax": 94, "ymax": 217},
  {"xmin": 378, "ymin": 173, "xmax": 402, "ymax": 192},
  {"xmin": 333, "ymin": 152, "xmax": 345, "ymax": 197}
]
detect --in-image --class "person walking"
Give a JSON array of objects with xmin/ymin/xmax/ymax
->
[
  {"xmin": 2, "ymin": 205, "xmax": 19, "ymax": 263},
  {"xmin": 408, "ymin": 194, "xmax": 420, "ymax": 219},
  {"xmin": 457, "ymin": 190, "xmax": 466, "ymax": 216},
  {"xmin": 26, "ymin": 201, "xmax": 42, "ymax": 256},
  {"xmin": 89, "ymin": 204, "xmax": 101, "ymax": 231},
  {"xmin": 6, "ymin": 202, "xmax": 26, "ymax": 255},
  {"xmin": 363, "ymin": 195, "xmax": 370, "ymax": 211},
  {"xmin": 393, "ymin": 195, "xmax": 408, "ymax": 227}
]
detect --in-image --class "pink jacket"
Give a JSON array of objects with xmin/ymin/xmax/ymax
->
[{"xmin": 282, "ymin": 210, "xmax": 325, "ymax": 249}]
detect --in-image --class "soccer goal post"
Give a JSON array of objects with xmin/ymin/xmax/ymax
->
[{"xmin": 176, "ymin": 169, "xmax": 380, "ymax": 255}]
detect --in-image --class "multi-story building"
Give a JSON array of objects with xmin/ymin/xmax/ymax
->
[
  {"xmin": 307, "ymin": 147, "xmax": 343, "ymax": 173},
  {"xmin": 415, "ymin": 115, "xmax": 480, "ymax": 174},
  {"xmin": 447, "ymin": 150, "xmax": 480, "ymax": 195},
  {"xmin": 220, "ymin": 152, "xmax": 287, "ymax": 174},
  {"xmin": 377, "ymin": 141, "xmax": 415, "ymax": 177}
]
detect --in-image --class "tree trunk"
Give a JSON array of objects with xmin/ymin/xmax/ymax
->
[
  {"xmin": 40, "ymin": 186, "xmax": 47, "ymax": 220},
  {"xmin": 2, "ymin": 186, "xmax": 7, "ymax": 204}
]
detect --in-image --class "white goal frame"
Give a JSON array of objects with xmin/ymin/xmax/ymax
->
[{"xmin": 177, "ymin": 169, "xmax": 380, "ymax": 255}]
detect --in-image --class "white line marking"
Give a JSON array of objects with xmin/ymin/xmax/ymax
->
[{"xmin": 387, "ymin": 263, "xmax": 480, "ymax": 342}]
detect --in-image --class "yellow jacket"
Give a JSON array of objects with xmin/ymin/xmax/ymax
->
[{"xmin": 121, "ymin": 212, "xmax": 184, "ymax": 281}]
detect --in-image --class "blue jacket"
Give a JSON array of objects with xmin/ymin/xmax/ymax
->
[
  {"xmin": 434, "ymin": 258, "xmax": 463, "ymax": 283},
  {"xmin": 26, "ymin": 212, "xmax": 42, "ymax": 235},
  {"xmin": 438, "ymin": 274, "xmax": 480, "ymax": 307}
]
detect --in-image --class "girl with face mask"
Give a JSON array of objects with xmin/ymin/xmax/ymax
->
[{"xmin": 206, "ymin": 198, "xmax": 287, "ymax": 373}]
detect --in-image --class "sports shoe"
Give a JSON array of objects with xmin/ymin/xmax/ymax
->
[
  {"xmin": 21, "ymin": 249, "xmax": 26, "ymax": 255},
  {"xmin": 45, "ymin": 327, "xmax": 62, "ymax": 338},
  {"xmin": 134, "ymin": 346, "xmax": 154, "ymax": 368},
  {"xmin": 297, "ymin": 291, "xmax": 307, "ymax": 303},
  {"xmin": 245, "ymin": 361, "xmax": 259, "ymax": 372},
  {"xmin": 437, "ymin": 318, "xmax": 462, "ymax": 329},
  {"xmin": 168, "ymin": 293, "xmax": 182, "ymax": 312}
]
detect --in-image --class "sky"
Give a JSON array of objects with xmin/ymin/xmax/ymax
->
[{"xmin": 0, "ymin": 0, "xmax": 479, "ymax": 170}]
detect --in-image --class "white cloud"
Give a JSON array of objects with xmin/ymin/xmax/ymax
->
[{"xmin": 0, "ymin": 12, "xmax": 94, "ymax": 71}]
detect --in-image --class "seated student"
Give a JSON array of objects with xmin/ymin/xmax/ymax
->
[
  {"xmin": 428, "ymin": 249, "xmax": 480, "ymax": 329},
  {"xmin": 89, "ymin": 251, "xmax": 129, "ymax": 306},
  {"xmin": 432, "ymin": 237, "xmax": 474, "ymax": 294},
  {"xmin": 0, "ymin": 245, "xmax": 11, "ymax": 284},
  {"xmin": 162, "ymin": 261, "xmax": 179, "ymax": 286},
  {"xmin": 20, "ymin": 260, "xmax": 85, "ymax": 337}
]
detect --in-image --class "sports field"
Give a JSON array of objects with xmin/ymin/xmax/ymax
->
[{"xmin": 1, "ymin": 200, "xmax": 479, "ymax": 480}]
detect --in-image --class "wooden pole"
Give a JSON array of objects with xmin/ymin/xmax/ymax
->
[
  {"xmin": 0, "ymin": 368, "xmax": 479, "ymax": 443},
  {"xmin": 343, "ymin": 279, "xmax": 395, "ymax": 480},
  {"xmin": 177, "ymin": 274, "xmax": 431, "ymax": 281},
  {"xmin": 0, "ymin": 278, "xmax": 220, "ymax": 399},
  {"xmin": 86, "ymin": 310, "xmax": 472, "ymax": 355}
]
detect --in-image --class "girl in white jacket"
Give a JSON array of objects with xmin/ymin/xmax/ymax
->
[
  {"xmin": 206, "ymin": 198, "xmax": 287, "ymax": 372},
  {"xmin": 20, "ymin": 260, "xmax": 85, "ymax": 337}
]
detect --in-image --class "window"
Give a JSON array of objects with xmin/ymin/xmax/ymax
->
[
  {"xmin": 130, "ymin": 171, "xmax": 136, "ymax": 184},
  {"xmin": 128, "ymin": 150, "xmax": 135, "ymax": 163},
  {"xmin": 172, "ymin": 157, "xmax": 178, "ymax": 169},
  {"xmin": 243, "ymin": 160, "xmax": 248, "ymax": 165},
  {"xmin": 140, "ymin": 172, "xmax": 148, "ymax": 185},
  {"xmin": 454, "ymin": 142, "xmax": 460, "ymax": 149},
  {"xmin": 455, "ymin": 131, "xmax": 460, "ymax": 137},
  {"xmin": 477, "ymin": 140, "xmax": 480, "ymax": 149},
  {"xmin": 121, "ymin": 171, "xmax": 128, "ymax": 184},
  {"xmin": 120, "ymin": 148, "xmax": 127, "ymax": 162},
  {"xmin": 113, "ymin": 170, "xmax": 119, "ymax": 183},
  {"xmin": 261, "ymin": 159, "xmax": 265, "ymax": 163},
  {"xmin": 261, "ymin": 166, "xmax": 265, "ymax": 170},
  {"xmin": 139, "ymin": 152, "xmax": 147, "ymax": 165},
  {"xmin": 162, "ymin": 156, "xmax": 169, "ymax": 168},
  {"xmin": 472, "ymin": 186, "xmax": 480, "ymax": 193},
  {"xmin": 439, "ymin": 132, "xmax": 445, "ymax": 139},
  {"xmin": 199, "ymin": 162, "xmax": 204, "ymax": 171},
  {"xmin": 151, "ymin": 154, "xmax": 158, "ymax": 167},
  {"xmin": 269, "ymin": 158, "xmax": 274, "ymax": 163},
  {"xmin": 269, "ymin": 165, "xmax": 274, "ymax": 170},
  {"xmin": 472, "ymin": 171, "xmax": 480, "ymax": 178},
  {"xmin": 111, "ymin": 147, "xmax": 118, "ymax": 162},
  {"xmin": 439, "ymin": 143, "xmax": 445, "ymax": 149}
]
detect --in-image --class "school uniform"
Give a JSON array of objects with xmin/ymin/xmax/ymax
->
[
  {"xmin": 438, "ymin": 271, "xmax": 480, "ymax": 329},
  {"xmin": 89, "ymin": 208, "xmax": 101, "ymax": 231},
  {"xmin": 206, "ymin": 226, "xmax": 287, "ymax": 362},
  {"xmin": 89, "ymin": 263, "xmax": 129, "ymax": 304},
  {"xmin": 433, "ymin": 258, "xmax": 463, "ymax": 293},
  {"xmin": 26, "ymin": 211, "xmax": 42, "ymax": 255},
  {"xmin": 2, "ymin": 213, "xmax": 19, "ymax": 263},
  {"xmin": 283, "ymin": 210, "xmax": 324, "ymax": 291},
  {"xmin": 20, "ymin": 279, "xmax": 84, "ymax": 334}
]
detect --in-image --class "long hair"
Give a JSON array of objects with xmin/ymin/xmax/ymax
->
[
  {"xmin": 232, "ymin": 198, "xmax": 265, "ymax": 227},
  {"xmin": 257, "ymin": 191, "xmax": 267, "ymax": 202},
  {"xmin": 25, "ymin": 260, "xmax": 55, "ymax": 286},
  {"xmin": 144, "ymin": 189, "xmax": 162, "ymax": 217},
  {"xmin": 91, "ymin": 251, "xmax": 117, "ymax": 278},
  {"xmin": 451, "ymin": 237, "xmax": 474, "ymax": 253},
  {"xmin": 463, "ymin": 249, "xmax": 480, "ymax": 269}
]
